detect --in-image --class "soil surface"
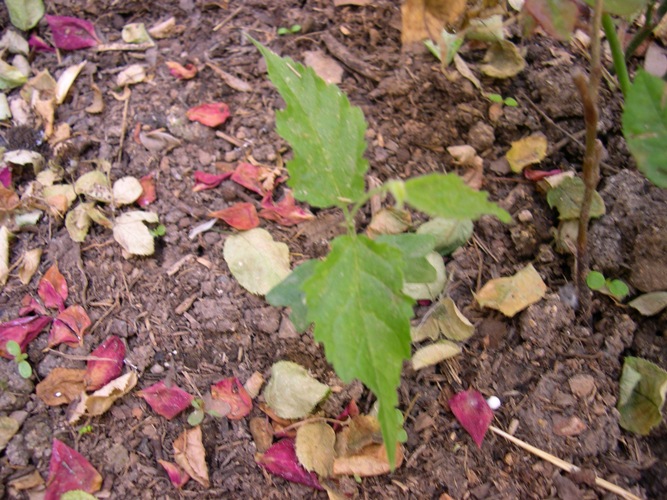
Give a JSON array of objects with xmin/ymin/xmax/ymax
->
[{"xmin": 1, "ymin": 1, "xmax": 666, "ymax": 499}]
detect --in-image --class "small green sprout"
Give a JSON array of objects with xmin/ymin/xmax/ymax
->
[
  {"xmin": 5, "ymin": 340, "xmax": 32, "ymax": 378},
  {"xmin": 149, "ymin": 224, "xmax": 166, "ymax": 237},
  {"xmin": 277, "ymin": 25, "xmax": 301, "ymax": 36},
  {"xmin": 486, "ymin": 93, "xmax": 518, "ymax": 107},
  {"xmin": 78, "ymin": 424, "xmax": 94, "ymax": 436},
  {"xmin": 187, "ymin": 398, "xmax": 224, "ymax": 426},
  {"xmin": 586, "ymin": 270, "xmax": 629, "ymax": 300}
]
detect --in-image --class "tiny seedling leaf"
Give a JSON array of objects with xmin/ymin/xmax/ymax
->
[
  {"xmin": 607, "ymin": 279, "xmax": 629, "ymax": 299},
  {"xmin": 586, "ymin": 271, "xmax": 606, "ymax": 291},
  {"xmin": 302, "ymin": 235, "xmax": 413, "ymax": 467},
  {"xmin": 5, "ymin": 340, "xmax": 21, "ymax": 358},
  {"xmin": 403, "ymin": 173, "xmax": 511, "ymax": 223},
  {"xmin": 251, "ymin": 38, "xmax": 368, "ymax": 208},
  {"xmin": 18, "ymin": 361, "xmax": 32, "ymax": 378},
  {"xmin": 618, "ymin": 357, "xmax": 667, "ymax": 435},
  {"xmin": 622, "ymin": 70, "xmax": 667, "ymax": 188}
]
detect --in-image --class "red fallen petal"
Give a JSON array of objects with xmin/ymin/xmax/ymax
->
[
  {"xmin": 230, "ymin": 162, "xmax": 266, "ymax": 196},
  {"xmin": 84, "ymin": 335, "xmax": 125, "ymax": 391},
  {"xmin": 0, "ymin": 166, "xmax": 10, "ymax": 188},
  {"xmin": 524, "ymin": 168, "xmax": 562, "ymax": 181},
  {"xmin": 45, "ymin": 438, "xmax": 102, "ymax": 500},
  {"xmin": 449, "ymin": 388, "xmax": 494, "ymax": 448},
  {"xmin": 334, "ymin": 399, "xmax": 360, "ymax": 432},
  {"xmin": 158, "ymin": 460, "xmax": 190, "ymax": 489},
  {"xmin": 137, "ymin": 173, "xmax": 157, "ymax": 207},
  {"xmin": 29, "ymin": 34, "xmax": 56, "ymax": 53},
  {"xmin": 45, "ymin": 15, "xmax": 100, "ymax": 51},
  {"xmin": 186, "ymin": 102, "xmax": 230, "ymax": 128},
  {"xmin": 38, "ymin": 264, "xmax": 68, "ymax": 311},
  {"xmin": 209, "ymin": 203, "xmax": 259, "ymax": 231},
  {"xmin": 0, "ymin": 316, "xmax": 52, "ymax": 358},
  {"xmin": 48, "ymin": 305, "xmax": 91, "ymax": 348},
  {"xmin": 166, "ymin": 61, "xmax": 197, "ymax": 80},
  {"xmin": 211, "ymin": 377, "xmax": 252, "ymax": 420},
  {"xmin": 259, "ymin": 190, "xmax": 315, "ymax": 226},
  {"xmin": 256, "ymin": 439, "xmax": 323, "ymax": 490},
  {"xmin": 193, "ymin": 170, "xmax": 232, "ymax": 192},
  {"xmin": 19, "ymin": 294, "xmax": 47, "ymax": 316},
  {"xmin": 138, "ymin": 380, "xmax": 194, "ymax": 420},
  {"xmin": 417, "ymin": 299, "xmax": 432, "ymax": 307}
]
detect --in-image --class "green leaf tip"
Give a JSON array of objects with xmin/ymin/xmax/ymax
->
[{"xmin": 250, "ymin": 37, "xmax": 369, "ymax": 208}]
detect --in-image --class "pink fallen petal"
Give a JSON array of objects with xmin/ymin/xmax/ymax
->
[
  {"xmin": 524, "ymin": 169, "xmax": 562, "ymax": 181},
  {"xmin": 186, "ymin": 102, "xmax": 230, "ymax": 127},
  {"xmin": 193, "ymin": 170, "xmax": 232, "ymax": 192},
  {"xmin": 0, "ymin": 316, "xmax": 52, "ymax": 358},
  {"xmin": 38, "ymin": 264, "xmax": 68, "ymax": 311},
  {"xmin": 210, "ymin": 377, "xmax": 252, "ymax": 420},
  {"xmin": 19, "ymin": 294, "xmax": 47, "ymax": 316},
  {"xmin": 449, "ymin": 388, "xmax": 494, "ymax": 448},
  {"xmin": 230, "ymin": 162, "xmax": 267, "ymax": 196},
  {"xmin": 48, "ymin": 305, "xmax": 91, "ymax": 348},
  {"xmin": 166, "ymin": 61, "xmax": 197, "ymax": 80},
  {"xmin": 138, "ymin": 380, "xmax": 194, "ymax": 420},
  {"xmin": 334, "ymin": 399, "xmax": 360, "ymax": 431},
  {"xmin": 256, "ymin": 439, "xmax": 323, "ymax": 490},
  {"xmin": 0, "ymin": 166, "xmax": 10, "ymax": 188},
  {"xmin": 84, "ymin": 335, "xmax": 126, "ymax": 391},
  {"xmin": 158, "ymin": 459, "xmax": 190, "ymax": 489},
  {"xmin": 45, "ymin": 15, "xmax": 100, "ymax": 51},
  {"xmin": 29, "ymin": 34, "xmax": 55, "ymax": 53},
  {"xmin": 137, "ymin": 173, "xmax": 157, "ymax": 207},
  {"xmin": 259, "ymin": 190, "xmax": 315, "ymax": 226},
  {"xmin": 209, "ymin": 203, "xmax": 259, "ymax": 231},
  {"xmin": 45, "ymin": 439, "xmax": 102, "ymax": 500}
]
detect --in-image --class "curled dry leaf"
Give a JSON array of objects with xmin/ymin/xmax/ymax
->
[
  {"xmin": 112, "ymin": 176, "xmax": 143, "ymax": 206},
  {"xmin": 166, "ymin": 61, "xmax": 197, "ymax": 79},
  {"xmin": 45, "ymin": 15, "xmax": 99, "ymax": 51},
  {"xmin": 411, "ymin": 296, "xmax": 474, "ymax": 343},
  {"xmin": 249, "ymin": 417, "xmax": 274, "ymax": 453},
  {"xmin": 173, "ymin": 426, "xmax": 210, "ymax": 488},
  {"xmin": 36, "ymin": 368, "xmax": 86, "ymax": 406},
  {"xmin": 117, "ymin": 64, "xmax": 146, "ymax": 87},
  {"xmin": 192, "ymin": 170, "xmax": 232, "ymax": 191},
  {"xmin": 85, "ymin": 82, "xmax": 104, "ymax": 114},
  {"xmin": 411, "ymin": 340, "xmax": 462, "ymax": 370},
  {"xmin": 43, "ymin": 184, "xmax": 77, "ymax": 214},
  {"xmin": 112, "ymin": 210, "xmax": 159, "ymax": 256},
  {"xmin": 0, "ymin": 315, "xmax": 52, "ymax": 358},
  {"xmin": 335, "ymin": 415, "xmax": 382, "ymax": 456},
  {"xmin": 480, "ymin": 40, "xmax": 526, "ymax": 79},
  {"xmin": 506, "ymin": 133, "xmax": 548, "ymax": 173},
  {"xmin": 84, "ymin": 335, "xmax": 125, "ymax": 391},
  {"xmin": 259, "ymin": 190, "xmax": 315, "ymax": 226},
  {"xmin": 75, "ymin": 170, "xmax": 111, "ymax": 202},
  {"xmin": 186, "ymin": 102, "xmax": 230, "ymax": 127},
  {"xmin": 137, "ymin": 173, "xmax": 157, "ymax": 207},
  {"xmin": 45, "ymin": 439, "xmax": 102, "ymax": 500},
  {"xmin": 38, "ymin": 264, "xmax": 68, "ymax": 311},
  {"xmin": 139, "ymin": 129, "xmax": 181, "ymax": 153},
  {"xmin": 48, "ymin": 305, "xmax": 91, "ymax": 348},
  {"xmin": 137, "ymin": 380, "xmax": 193, "ymax": 420},
  {"xmin": 256, "ymin": 438, "xmax": 323, "ymax": 490},
  {"xmin": 148, "ymin": 17, "xmax": 184, "ymax": 39},
  {"xmin": 0, "ymin": 226, "xmax": 9, "ymax": 287},
  {"xmin": 295, "ymin": 421, "xmax": 335, "ymax": 477},
  {"xmin": 68, "ymin": 371, "xmax": 138, "ymax": 424},
  {"xmin": 332, "ymin": 443, "xmax": 404, "ymax": 477},
  {"xmin": 365, "ymin": 208, "xmax": 411, "ymax": 237},
  {"xmin": 209, "ymin": 203, "xmax": 260, "ymax": 230},
  {"xmin": 211, "ymin": 377, "xmax": 253, "ymax": 419},
  {"xmin": 18, "ymin": 248, "xmax": 42, "ymax": 285},
  {"xmin": 55, "ymin": 61, "xmax": 87, "ymax": 105},
  {"xmin": 158, "ymin": 460, "xmax": 190, "ymax": 489},
  {"xmin": 121, "ymin": 23, "xmax": 153, "ymax": 45},
  {"xmin": 0, "ymin": 416, "xmax": 20, "ymax": 451},
  {"xmin": 262, "ymin": 360, "xmax": 331, "ymax": 419},
  {"xmin": 475, "ymin": 264, "xmax": 547, "ymax": 317},
  {"xmin": 243, "ymin": 371, "xmax": 265, "ymax": 399},
  {"xmin": 448, "ymin": 388, "xmax": 494, "ymax": 447}
]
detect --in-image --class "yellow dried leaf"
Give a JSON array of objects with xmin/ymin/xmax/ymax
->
[
  {"xmin": 332, "ymin": 443, "xmax": 403, "ymax": 477},
  {"xmin": 174, "ymin": 426, "xmax": 210, "ymax": 487},
  {"xmin": 475, "ymin": 264, "xmax": 547, "ymax": 317},
  {"xmin": 295, "ymin": 421, "xmax": 336, "ymax": 477},
  {"xmin": 18, "ymin": 248, "xmax": 42, "ymax": 284},
  {"xmin": 506, "ymin": 132, "xmax": 548, "ymax": 173}
]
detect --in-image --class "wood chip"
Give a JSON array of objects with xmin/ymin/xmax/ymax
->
[{"xmin": 321, "ymin": 32, "xmax": 381, "ymax": 82}]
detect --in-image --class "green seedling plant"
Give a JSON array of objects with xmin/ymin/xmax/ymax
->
[
  {"xmin": 586, "ymin": 270, "xmax": 630, "ymax": 300},
  {"xmin": 250, "ymin": 38, "xmax": 510, "ymax": 467},
  {"xmin": 5, "ymin": 340, "xmax": 32, "ymax": 378},
  {"xmin": 149, "ymin": 224, "xmax": 166, "ymax": 237},
  {"xmin": 277, "ymin": 24, "xmax": 301, "ymax": 36},
  {"xmin": 486, "ymin": 93, "xmax": 518, "ymax": 107},
  {"xmin": 78, "ymin": 424, "xmax": 94, "ymax": 436},
  {"xmin": 187, "ymin": 398, "xmax": 223, "ymax": 426}
]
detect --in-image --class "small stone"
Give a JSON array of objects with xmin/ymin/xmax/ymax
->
[
  {"xmin": 553, "ymin": 415, "xmax": 586, "ymax": 436},
  {"xmin": 568, "ymin": 374, "xmax": 595, "ymax": 398},
  {"xmin": 150, "ymin": 364, "xmax": 165, "ymax": 374},
  {"xmin": 467, "ymin": 121, "xmax": 495, "ymax": 151},
  {"xmin": 278, "ymin": 316, "xmax": 299, "ymax": 339},
  {"xmin": 517, "ymin": 209, "xmax": 533, "ymax": 223}
]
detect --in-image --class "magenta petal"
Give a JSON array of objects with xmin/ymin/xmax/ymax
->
[
  {"xmin": 193, "ymin": 170, "xmax": 232, "ymax": 192},
  {"xmin": 45, "ymin": 15, "xmax": 100, "ymax": 51},
  {"xmin": 0, "ymin": 315, "xmax": 52, "ymax": 358},
  {"xmin": 259, "ymin": 190, "xmax": 314, "ymax": 226},
  {"xmin": 138, "ymin": 380, "xmax": 194, "ymax": 420},
  {"xmin": 84, "ymin": 335, "xmax": 126, "ymax": 391},
  {"xmin": 45, "ymin": 439, "xmax": 102, "ymax": 500},
  {"xmin": 256, "ymin": 439, "xmax": 323, "ymax": 490},
  {"xmin": 210, "ymin": 377, "xmax": 252, "ymax": 420},
  {"xmin": 449, "ymin": 389, "xmax": 494, "ymax": 447},
  {"xmin": 230, "ymin": 162, "xmax": 265, "ymax": 195},
  {"xmin": 524, "ymin": 169, "xmax": 562, "ymax": 181},
  {"xmin": 158, "ymin": 460, "xmax": 190, "ymax": 488},
  {"xmin": 38, "ymin": 265, "xmax": 68, "ymax": 311},
  {"xmin": 28, "ymin": 34, "xmax": 55, "ymax": 53},
  {"xmin": 0, "ymin": 166, "xmax": 11, "ymax": 188}
]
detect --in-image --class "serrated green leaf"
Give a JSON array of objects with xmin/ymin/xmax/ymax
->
[
  {"xmin": 375, "ymin": 233, "xmax": 436, "ymax": 283},
  {"xmin": 622, "ymin": 70, "xmax": 667, "ymax": 188},
  {"xmin": 546, "ymin": 176, "xmax": 606, "ymax": 220},
  {"xmin": 5, "ymin": 0, "xmax": 44, "ymax": 31},
  {"xmin": 618, "ymin": 357, "xmax": 667, "ymax": 435},
  {"xmin": 302, "ymin": 235, "xmax": 413, "ymax": 467},
  {"xmin": 266, "ymin": 259, "xmax": 318, "ymax": 332},
  {"xmin": 251, "ymin": 38, "xmax": 368, "ymax": 208},
  {"xmin": 416, "ymin": 217, "xmax": 473, "ymax": 255},
  {"xmin": 404, "ymin": 173, "xmax": 511, "ymax": 223}
]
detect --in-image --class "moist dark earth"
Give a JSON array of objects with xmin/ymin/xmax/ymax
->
[{"xmin": 1, "ymin": 1, "xmax": 666, "ymax": 498}]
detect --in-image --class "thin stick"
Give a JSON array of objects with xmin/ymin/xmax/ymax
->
[
  {"xmin": 489, "ymin": 425, "xmax": 642, "ymax": 500},
  {"xmin": 213, "ymin": 5, "xmax": 243, "ymax": 31}
]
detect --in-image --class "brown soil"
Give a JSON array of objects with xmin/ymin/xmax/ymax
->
[{"xmin": 1, "ymin": 1, "xmax": 666, "ymax": 499}]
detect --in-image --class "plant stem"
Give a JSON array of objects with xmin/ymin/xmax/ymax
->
[
  {"xmin": 573, "ymin": 0, "xmax": 604, "ymax": 319},
  {"xmin": 624, "ymin": 0, "xmax": 667, "ymax": 61},
  {"xmin": 602, "ymin": 14, "xmax": 631, "ymax": 98}
]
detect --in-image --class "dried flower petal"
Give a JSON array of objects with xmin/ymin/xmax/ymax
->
[
  {"xmin": 137, "ymin": 173, "xmax": 157, "ymax": 206},
  {"xmin": 211, "ymin": 377, "xmax": 252, "ymax": 420},
  {"xmin": 209, "ymin": 203, "xmax": 259, "ymax": 230},
  {"xmin": 166, "ymin": 61, "xmax": 197, "ymax": 80},
  {"xmin": 186, "ymin": 102, "xmax": 230, "ymax": 127},
  {"xmin": 45, "ymin": 15, "xmax": 100, "ymax": 51},
  {"xmin": 449, "ymin": 388, "xmax": 494, "ymax": 447},
  {"xmin": 45, "ymin": 439, "xmax": 102, "ymax": 500},
  {"xmin": 48, "ymin": 305, "xmax": 91, "ymax": 348},
  {"xmin": 158, "ymin": 460, "xmax": 190, "ymax": 489},
  {"xmin": 138, "ymin": 380, "xmax": 193, "ymax": 420},
  {"xmin": 0, "ymin": 315, "xmax": 52, "ymax": 358},
  {"xmin": 259, "ymin": 190, "xmax": 315, "ymax": 226},
  {"xmin": 193, "ymin": 170, "xmax": 232, "ymax": 192},
  {"xmin": 256, "ymin": 439, "xmax": 323, "ymax": 490},
  {"xmin": 38, "ymin": 264, "xmax": 68, "ymax": 311},
  {"xmin": 84, "ymin": 335, "xmax": 125, "ymax": 391}
]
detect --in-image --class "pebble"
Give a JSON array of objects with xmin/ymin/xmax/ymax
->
[
  {"xmin": 487, "ymin": 396, "xmax": 501, "ymax": 410},
  {"xmin": 150, "ymin": 364, "xmax": 165, "ymax": 374}
]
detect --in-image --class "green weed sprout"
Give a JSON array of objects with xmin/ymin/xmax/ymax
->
[
  {"xmin": 277, "ymin": 25, "xmax": 301, "ymax": 36},
  {"xmin": 586, "ymin": 270, "xmax": 630, "ymax": 300},
  {"xmin": 5, "ymin": 340, "xmax": 32, "ymax": 378}
]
